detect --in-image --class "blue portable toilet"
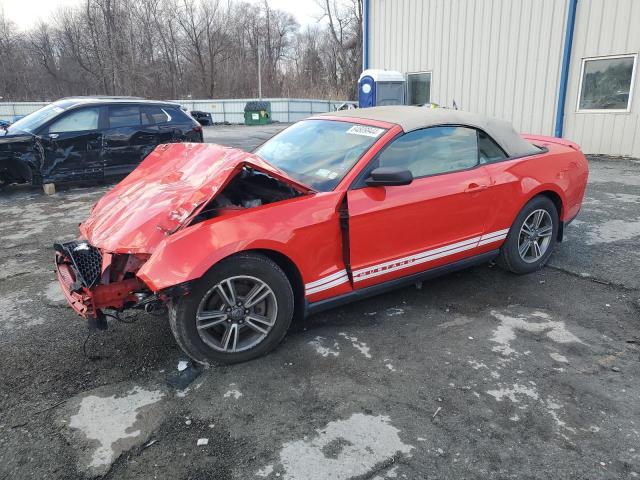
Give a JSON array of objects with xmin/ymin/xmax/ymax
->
[{"xmin": 358, "ymin": 69, "xmax": 406, "ymax": 108}]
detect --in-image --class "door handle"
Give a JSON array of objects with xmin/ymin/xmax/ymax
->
[{"xmin": 465, "ymin": 182, "xmax": 488, "ymax": 193}]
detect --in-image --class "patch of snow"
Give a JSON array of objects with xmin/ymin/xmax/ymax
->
[
  {"xmin": 586, "ymin": 217, "xmax": 640, "ymax": 244},
  {"xmin": 308, "ymin": 336, "xmax": 340, "ymax": 357},
  {"xmin": 385, "ymin": 308, "xmax": 405, "ymax": 316},
  {"xmin": 550, "ymin": 352, "xmax": 569, "ymax": 363},
  {"xmin": 177, "ymin": 360, "xmax": 189, "ymax": 371},
  {"xmin": 468, "ymin": 360, "xmax": 487, "ymax": 370},
  {"xmin": 490, "ymin": 310, "xmax": 583, "ymax": 356},
  {"xmin": 224, "ymin": 384, "xmax": 243, "ymax": 400},
  {"xmin": 274, "ymin": 413, "xmax": 413, "ymax": 480},
  {"xmin": 256, "ymin": 464, "xmax": 274, "ymax": 477},
  {"xmin": 384, "ymin": 360, "xmax": 396, "ymax": 372},
  {"xmin": 68, "ymin": 386, "xmax": 164, "ymax": 469},
  {"xmin": 486, "ymin": 383, "xmax": 539, "ymax": 403},
  {"xmin": 338, "ymin": 333, "xmax": 372, "ymax": 358}
]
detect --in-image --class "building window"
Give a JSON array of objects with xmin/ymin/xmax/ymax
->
[
  {"xmin": 407, "ymin": 72, "xmax": 431, "ymax": 105},
  {"xmin": 577, "ymin": 54, "xmax": 637, "ymax": 112}
]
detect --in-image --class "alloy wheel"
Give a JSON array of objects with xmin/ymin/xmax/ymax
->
[
  {"xmin": 518, "ymin": 209, "xmax": 553, "ymax": 263},
  {"xmin": 196, "ymin": 275, "xmax": 278, "ymax": 353}
]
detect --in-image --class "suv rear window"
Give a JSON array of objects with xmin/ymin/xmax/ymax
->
[
  {"xmin": 142, "ymin": 106, "xmax": 171, "ymax": 125},
  {"xmin": 166, "ymin": 107, "xmax": 195, "ymax": 125}
]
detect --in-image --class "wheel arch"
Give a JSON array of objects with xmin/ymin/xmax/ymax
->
[
  {"xmin": 0, "ymin": 157, "xmax": 35, "ymax": 185},
  {"xmin": 512, "ymin": 185, "xmax": 567, "ymax": 242},
  {"xmin": 150, "ymin": 245, "xmax": 307, "ymax": 323},
  {"xmin": 529, "ymin": 189, "xmax": 564, "ymax": 241},
  {"xmin": 245, "ymin": 249, "xmax": 306, "ymax": 323}
]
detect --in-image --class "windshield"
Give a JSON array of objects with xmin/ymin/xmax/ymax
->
[
  {"xmin": 254, "ymin": 119, "xmax": 386, "ymax": 191},
  {"xmin": 7, "ymin": 104, "xmax": 66, "ymax": 134}
]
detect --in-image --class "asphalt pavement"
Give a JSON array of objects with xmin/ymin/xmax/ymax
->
[{"xmin": 0, "ymin": 125, "xmax": 638, "ymax": 480}]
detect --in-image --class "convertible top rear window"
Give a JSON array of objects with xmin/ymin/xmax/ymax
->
[{"xmin": 255, "ymin": 119, "xmax": 385, "ymax": 191}]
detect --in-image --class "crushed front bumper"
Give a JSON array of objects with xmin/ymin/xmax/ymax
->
[{"xmin": 54, "ymin": 240, "xmax": 146, "ymax": 323}]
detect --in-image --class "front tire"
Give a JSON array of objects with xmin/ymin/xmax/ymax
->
[
  {"xmin": 169, "ymin": 253, "xmax": 294, "ymax": 364},
  {"xmin": 497, "ymin": 195, "xmax": 559, "ymax": 274}
]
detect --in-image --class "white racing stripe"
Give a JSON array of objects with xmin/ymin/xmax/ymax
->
[
  {"xmin": 306, "ymin": 274, "xmax": 350, "ymax": 295},
  {"xmin": 304, "ymin": 228, "xmax": 510, "ymax": 294},
  {"xmin": 305, "ymin": 269, "xmax": 349, "ymax": 295},
  {"xmin": 305, "ymin": 269, "xmax": 348, "ymax": 289},
  {"xmin": 352, "ymin": 228, "xmax": 510, "ymax": 283},
  {"xmin": 352, "ymin": 236, "xmax": 481, "ymax": 281},
  {"xmin": 477, "ymin": 228, "xmax": 510, "ymax": 246},
  {"xmin": 479, "ymin": 228, "xmax": 510, "ymax": 241}
]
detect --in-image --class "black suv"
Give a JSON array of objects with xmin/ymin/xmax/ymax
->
[{"xmin": 0, "ymin": 97, "xmax": 203, "ymax": 187}]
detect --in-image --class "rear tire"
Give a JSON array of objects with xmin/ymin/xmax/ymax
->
[
  {"xmin": 169, "ymin": 253, "xmax": 294, "ymax": 365},
  {"xmin": 497, "ymin": 195, "xmax": 559, "ymax": 274}
]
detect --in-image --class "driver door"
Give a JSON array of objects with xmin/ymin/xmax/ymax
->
[
  {"xmin": 346, "ymin": 126, "xmax": 493, "ymax": 288},
  {"xmin": 39, "ymin": 106, "xmax": 104, "ymax": 183}
]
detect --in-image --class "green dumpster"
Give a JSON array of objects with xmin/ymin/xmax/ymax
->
[{"xmin": 244, "ymin": 101, "xmax": 271, "ymax": 125}]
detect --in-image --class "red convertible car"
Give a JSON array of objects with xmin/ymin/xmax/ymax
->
[{"xmin": 54, "ymin": 106, "xmax": 588, "ymax": 363}]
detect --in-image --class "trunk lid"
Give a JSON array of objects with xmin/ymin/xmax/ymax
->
[{"xmin": 80, "ymin": 142, "xmax": 313, "ymax": 253}]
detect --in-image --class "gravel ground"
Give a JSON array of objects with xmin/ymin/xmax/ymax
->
[{"xmin": 0, "ymin": 125, "xmax": 639, "ymax": 480}]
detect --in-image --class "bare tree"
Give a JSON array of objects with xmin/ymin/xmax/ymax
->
[{"xmin": 0, "ymin": 0, "xmax": 362, "ymax": 101}]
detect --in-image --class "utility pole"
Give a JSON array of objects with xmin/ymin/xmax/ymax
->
[{"xmin": 257, "ymin": 41, "xmax": 262, "ymax": 100}]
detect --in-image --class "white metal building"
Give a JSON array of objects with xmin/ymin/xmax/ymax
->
[{"xmin": 362, "ymin": 0, "xmax": 640, "ymax": 157}]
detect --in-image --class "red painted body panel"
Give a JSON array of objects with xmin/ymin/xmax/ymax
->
[
  {"xmin": 481, "ymin": 135, "xmax": 588, "ymax": 240},
  {"xmin": 80, "ymin": 142, "xmax": 312, "ymax": 254},
  {"xmin": 57, "ymin": 118, "xmax": 588, "ymax": 319},
  {"xmin": 137, "ymin": 191, "xmax": 347, "ymax": 293}
]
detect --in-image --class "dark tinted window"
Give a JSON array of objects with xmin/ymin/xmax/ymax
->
[
  {"xmin": 478, "ymin": 131, "xmax": 508, "ymax": 163},
  {"xmin": 166, "ymin": 107, "xmax": 194, "ymax": 125},
  {"xmin": 108, "ymin": 106, "xmax": 141, "ymax": 128},
  {"xmin": 142, "ymin": 106, "xmax": 171, "ymax": 125},
  {"xmin": 377, "ymin": 126, "xmax": 478, "ymax": 177}
]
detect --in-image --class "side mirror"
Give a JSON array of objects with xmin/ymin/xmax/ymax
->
[{"xmin": 365, "ymin": 167, "xmax": 413, "ymax": 187}]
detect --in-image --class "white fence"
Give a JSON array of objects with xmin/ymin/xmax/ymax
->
[{"xmin": 0, "ymin": 98, "xmax": 356, "ymax": 123}]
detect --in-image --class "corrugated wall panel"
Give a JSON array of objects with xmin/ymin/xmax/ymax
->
[
  {"xmin": 563, "ymin": 0, "xmax": 640, "ymax": 157},
  {"xmin": 368, "ymin": 0, "xmax": 569, "ymax": 137}
]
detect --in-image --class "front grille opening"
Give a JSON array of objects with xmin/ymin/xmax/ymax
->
[{"xmin": 57, "ymin": 241, "xmax": 103, "ymax": 288}]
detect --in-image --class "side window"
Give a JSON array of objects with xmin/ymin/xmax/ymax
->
[
  {"xmin": 108, "ymin": 106, "xmax": 141, "ymax": 128},
  {"xmin": 142, "ymin": 106, "xmax": 171, "ymax": 125},
  {"xmin": 48, "ymin": 108, "xmax": 99, "ymax": 133},
  {"xmin": 166, "ymin": 107, "xmax": 193, "ymax": 125},
  {"xmin": 478, "ymin": 131, "xmax": 508, "ymax": 163},
  {"xmin": 377, "ymin": 126, "xmax": 478, "ymax": 178}
]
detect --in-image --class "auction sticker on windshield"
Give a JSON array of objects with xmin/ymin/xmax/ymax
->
[{"xmin": 346, "ymin": 125, "xmax": 385, "ymax": 137}]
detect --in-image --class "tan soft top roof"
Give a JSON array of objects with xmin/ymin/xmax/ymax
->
[{"xmin": 318, "ymin": 106, "xmax": 540, "ymax": 157}]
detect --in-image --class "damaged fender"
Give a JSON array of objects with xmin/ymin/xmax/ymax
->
[
  {"xmin": 137, "ymin": 191, "xmax": 347, "ymax": 293},
  {"xmin": 0, "ymin": 134, "xmax": 40, "ymax": 184}
]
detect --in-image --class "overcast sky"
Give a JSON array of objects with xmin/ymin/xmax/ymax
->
[{"xmin": 1, "ymin": 0, "xmax": 325, "ymax": 30}]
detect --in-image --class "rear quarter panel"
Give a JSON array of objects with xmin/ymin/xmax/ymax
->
[{"xmin": 482, "ymin": 137, "xmax": 588, "ymax": 234}]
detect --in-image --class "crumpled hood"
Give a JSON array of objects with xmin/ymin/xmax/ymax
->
[{"xmin": 80, "ymin": 142, "xmax": 312, "ymax": 254}]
